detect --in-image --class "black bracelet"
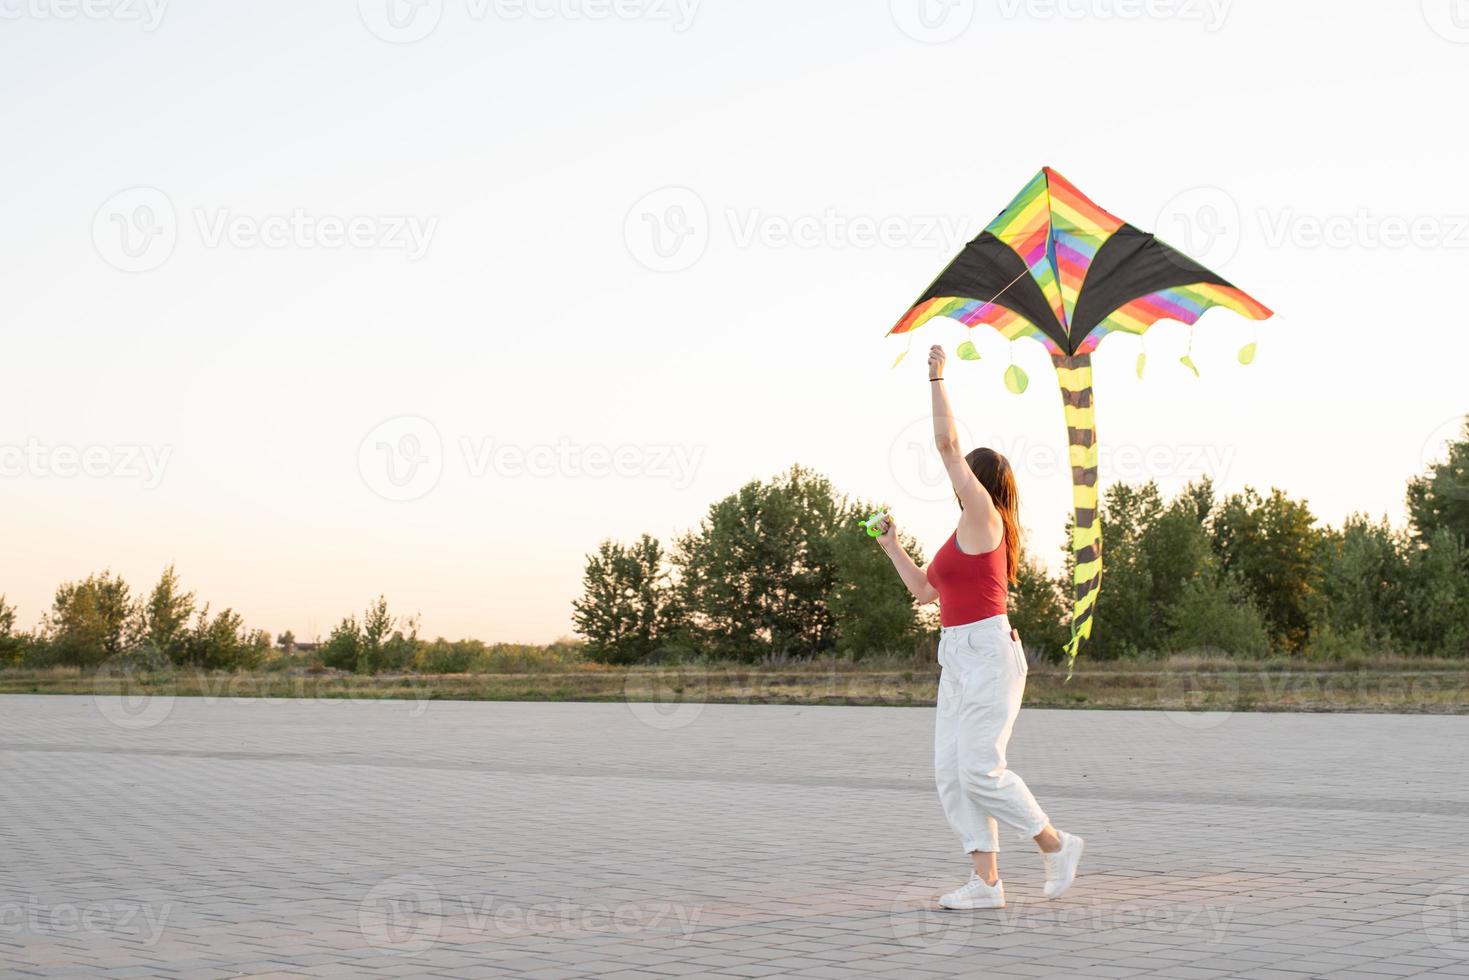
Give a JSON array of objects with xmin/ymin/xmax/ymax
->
[{"xmin": 930, "ymin": 377, "xmax": 944, "ymax": 382}]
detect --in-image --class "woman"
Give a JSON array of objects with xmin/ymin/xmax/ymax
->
[{"xmin": 874, "ymin": 345, "xmax": 1084, "ymax": 910}]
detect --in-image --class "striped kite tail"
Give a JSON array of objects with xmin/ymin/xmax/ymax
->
[{"xmin": 1052, "ymin": 353, "xmax": 1101, "ymax": 674}]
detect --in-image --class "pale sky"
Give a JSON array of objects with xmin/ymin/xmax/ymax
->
[{"xmin": 3, "ymin": 0, "xmax": 1467, "ymax": 643}]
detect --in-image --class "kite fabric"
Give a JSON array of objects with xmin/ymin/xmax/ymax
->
[{"xmin": 889, "ymin": 167, "xmax": 1273, "ymax": 666}]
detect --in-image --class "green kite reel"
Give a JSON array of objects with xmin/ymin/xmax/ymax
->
[{"xmin": 859, "ymin": 512, "xmax": 889, "ymax": 538}]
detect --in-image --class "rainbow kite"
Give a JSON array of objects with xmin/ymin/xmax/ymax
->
[{"xmin": 890, "ymin": 167, "xmax": 1273, "ymax": 666}]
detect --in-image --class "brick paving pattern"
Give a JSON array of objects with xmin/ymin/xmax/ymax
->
[{"xmin": 2, "ymin": 694, "xmax": 1467, "ymax": 978}]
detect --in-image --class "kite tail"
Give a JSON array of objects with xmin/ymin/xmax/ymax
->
[{"xmin": 1052, "ymin": 353, "xmax": 1101, "ymax": 676}]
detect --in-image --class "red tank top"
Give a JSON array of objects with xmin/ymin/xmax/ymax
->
[{"xmin": 926, "ymin": 531, "xmax": 1009, "ymax": 627}]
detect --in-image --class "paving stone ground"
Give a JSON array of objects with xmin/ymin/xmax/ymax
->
[{"xmin": 2, "ymin": 693, "xmax": 1468, "ymax": 978}]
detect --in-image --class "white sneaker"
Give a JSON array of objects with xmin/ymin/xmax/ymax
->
[
  {"xmin": 938, "ymin": 874, "xmax": 1006, "ymax": 910},
  {"xmin": 1042, "ymin": 830, "xmax": 1085, "ymax": 900}
]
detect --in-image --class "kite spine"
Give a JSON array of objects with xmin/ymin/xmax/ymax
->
[{"xmin": 1052, "ymin": 353, "xmax": 1101, "ymax": 673}]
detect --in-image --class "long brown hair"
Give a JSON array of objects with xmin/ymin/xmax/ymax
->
[{"xmin": 964, "ymin": 447, "xmax": 1021, "ymax": 586}]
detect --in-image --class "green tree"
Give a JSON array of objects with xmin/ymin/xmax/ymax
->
[
  {"xmin": 181, "ymin": 605, "xmax": 270, "ymax": 670},
  {"xmin": 1165, "ymin": 566, "xmax": 1272, "ymax": 656},
  {"xmin": 0, "ymin": 595, "xmax": 29, "ymax": 666},
  {"xmin": 135, "ymin": 565, "xmax": 196, "ymax": 664},
  {"xmin": 1212, "ymin": 487, "xmax": 1321, "ymax": 652},
  {"xmin": 321, "ymin": 597, "xmax": 419, "ymax": 674},
  {"xmin": 356, "ymin": 597, "xmax": 420, "ymax": 674},
  {"xmin": 572, "ymin": 534, "xmax": 675, "ymax": 664},
  {"xmin": 1313, "ymin": 515, "xmax": 1410, "ymax": 650},
  {"xmin": 47, "ymin": 571, "xmax": 133, "ymax": 667},
  {"xmin": 826, "ymin": 499, "xmax": 923, "ymax": 658},
  {"xmin": 673, "ymin": 466, "xmax": 839, "ymax": 661},
  {"xmin": 1142, "ymin": 484, "xmax": 1218, "ymax": 617},
  {"xmin": 1086, "ymin": 482, "xmax": 1165, "ymax": 658},
  {"xmin": 1407, "ymin": 416, "xmax": 1469, "ymax": 546},
  {"xmin": 320, "ymin": 615, "xmax": 361, "ymax": 671},
  {"xmin": 1403, "ymin": 528, "xmax": 1469, "ymax": 657},
  {"xmin": 1007, "ymin": 555, "xmax": 1069, "ymax": 660}
]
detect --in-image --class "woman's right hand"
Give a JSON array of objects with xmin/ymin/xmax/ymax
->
[{"xmin": 874, "ymin": 512, "xmax": 898, "ymax": 550}]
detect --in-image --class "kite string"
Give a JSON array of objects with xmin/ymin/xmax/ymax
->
[{"xmin": 964, "ymin": 267, "xmax": 1032, "ymax": 326}]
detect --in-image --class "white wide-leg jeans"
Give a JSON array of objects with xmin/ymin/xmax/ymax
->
[{"xmin": 933, "ymin": 613, "xmax": 1050, "ymax": 854}]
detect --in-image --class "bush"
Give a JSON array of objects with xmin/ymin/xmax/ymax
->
[
  {"xmin": 1166, "ymin": 573, "xmax": 1272, "ymax": 657},
  {"xmin": 827, "ymin": 498, "xmax": 924, "ymax": 659},
  {"xmin": 1008, "ymin": 556, "xmax": 1070, "ymax": 661},
  {"xmin": 415, "ymin": 638, "xmax": 483, "ymax": 674},
  {"xmin": 320, "ymin": 597, "xmax": 420, "ymax": 674}
]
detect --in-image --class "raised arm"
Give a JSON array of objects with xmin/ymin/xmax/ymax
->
[
  {"xmin": 928, "ymin": 345, "xmax": 997, "ymax": 527},
  {"xmin": 922, "ymin": 345, "xmax": 1004, "ymax": 555}
]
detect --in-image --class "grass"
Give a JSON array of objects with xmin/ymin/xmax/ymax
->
[{"xmin": 4, "ymin": 654, "xmax": 1469, "ymax": 713}]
